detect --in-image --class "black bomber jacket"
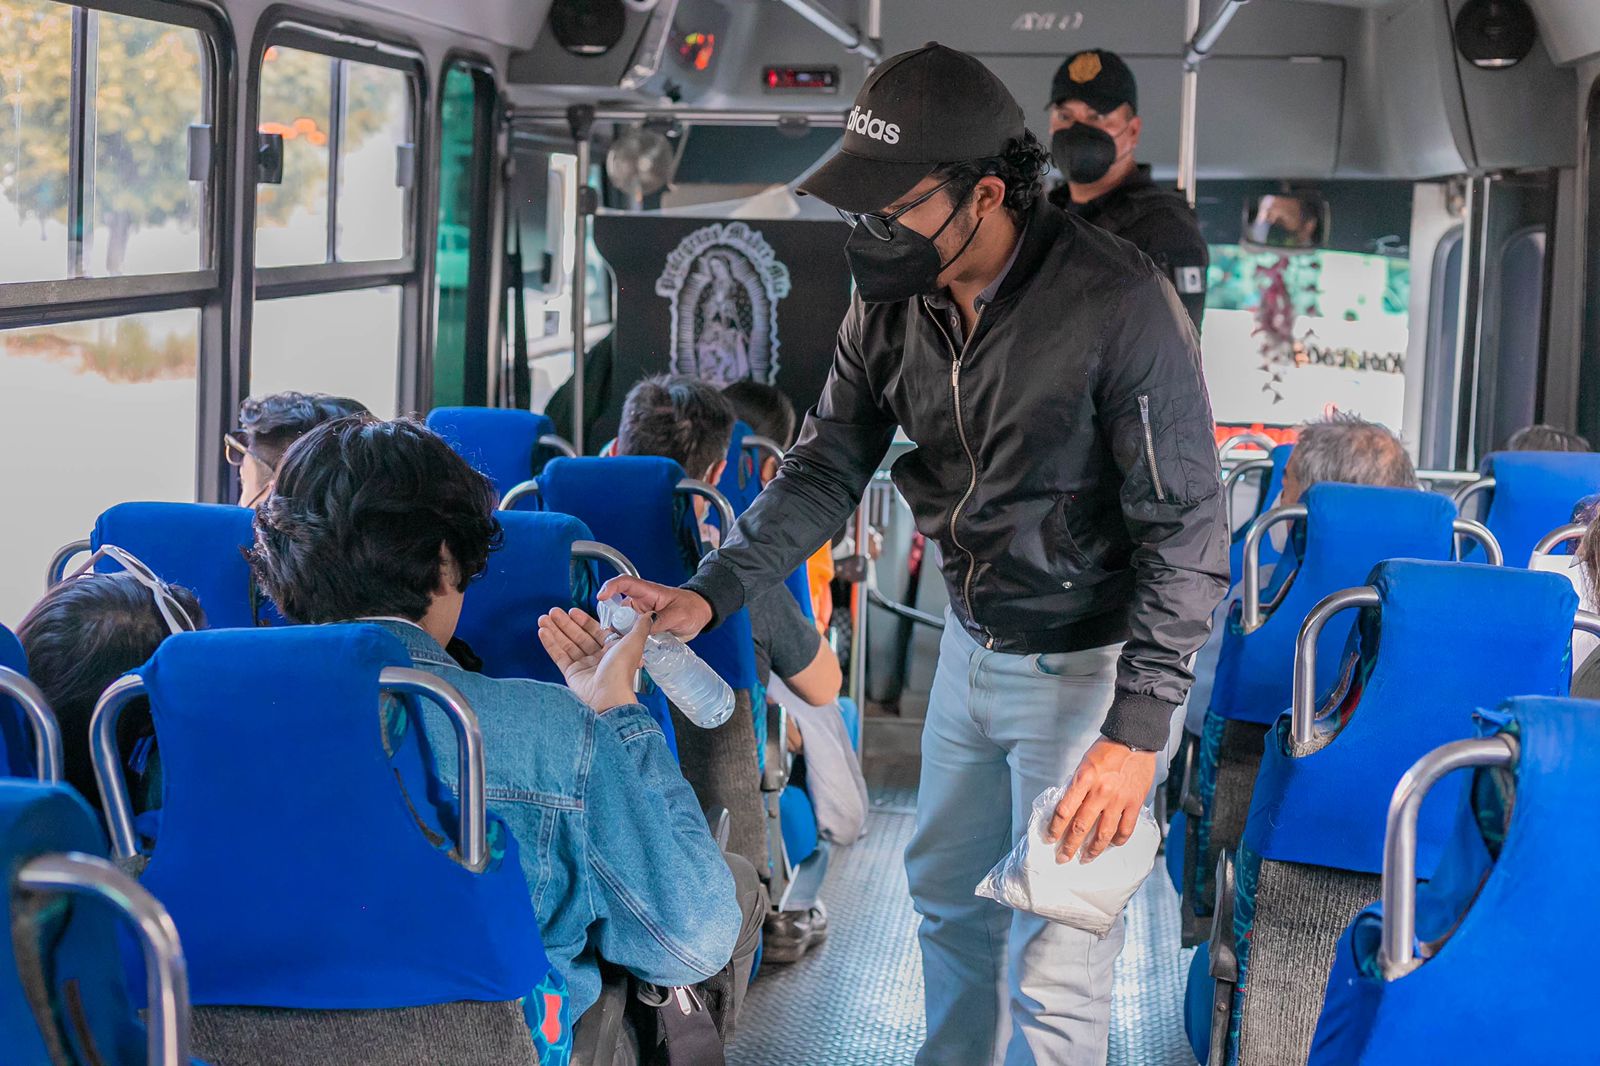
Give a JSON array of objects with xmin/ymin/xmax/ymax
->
[{"xmin": 685, "ymin": 198, "xmax": 1229, "ymax": 751}]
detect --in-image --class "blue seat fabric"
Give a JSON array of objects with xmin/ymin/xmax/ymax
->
[
  {"xmin": 91, "ymin": 502, "xmax": 260, "ymax": 631},
  {"xmin": 717, "ymin": 422, "xmax": 814, "ymax": 622},
  {"xmin": 0, "ymin": 781, "xmax": 201, "ymax": 1065},
  {"xmin": 1227, "ymin": 443, "xmax": 1293, "ymax": 586},
  {"xmin": 778, "ymin": 784, "xmax": 818, "ymax": 867},
  {"xmin": 426, "ymin": 406, "xmax": 558, "ymax": 503},
  {"xmin": 0, "ymin": 625, "xmax": 32, "ymax": 778},
  {"xmin": 1472, "ymin": 451, "xmax": 1600, "ymax": 567},
  {"xmin": 134, "ymin": 626, "xmax": 550, "ymax": 1011},
  {"xmin": 1311, "ymin": 698, "xmax": 1600, "ymax": 1065}
]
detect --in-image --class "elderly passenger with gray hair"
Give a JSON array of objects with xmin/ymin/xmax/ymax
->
[{"xmin": 1278, "ymin": 413, "xmax": 1418, "ymax": 507}]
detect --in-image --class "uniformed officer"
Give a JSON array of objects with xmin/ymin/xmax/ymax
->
[{"xmin": 1046, "ymin": 49, "xmax": 1210, "ymax": 329}]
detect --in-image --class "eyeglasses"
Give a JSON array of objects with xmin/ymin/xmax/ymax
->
[
  {"xmin": 223, "ymin": 432, "xmax": 253, "ymax": 468},
  {"xmin": 64, "ymin": 545, "xmax": 198, "ymax": 636},
  {"xmin": 835, "ymin": 177, "xmax": 957, "ymax": 241}
]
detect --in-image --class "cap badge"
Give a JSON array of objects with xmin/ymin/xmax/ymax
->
[{"xmin": 1068, "ymin": 52, "xmax": 1102, "ymax": 83}]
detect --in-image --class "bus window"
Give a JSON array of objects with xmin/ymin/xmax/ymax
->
[
  {"xmin": 337, "ymin": 61, "xmax": 410, "ymax": 262},
  {"xmin": 1581, "ymin": 76, "xmax": 1600, "ymax": 446},
  {"xmin": 1, "ymin": 1, "xmax": 208, "ymax": 280},
  {"xmin": 1204, "ymin": 245, "xmax": 1410, "ymax": 430},
  {"xmin": 0, "ymin": 309, "xmax": 200, "ymax": 627},
  {"xmin": 434, "ymin": 61, "xmax": 496, "ymax": 408},
  {"xmin": 255, "ymin": 46, "xmax": 333, "ymax": 268},
  {"xmin": 251, "ymin": 288, "xmax": 402, "ymax": 415}
]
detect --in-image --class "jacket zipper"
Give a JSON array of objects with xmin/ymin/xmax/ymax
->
[
  {"xmin": 1138, "ymin": 393, "xmax": 1167, "ymax": 503},
  {"xmin": 930, "ymin": 302, "xmax": 992, "ymax": 646}
]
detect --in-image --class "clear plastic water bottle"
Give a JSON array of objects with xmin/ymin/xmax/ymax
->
[{"xmin": 597, "ymin": 597, "xmax": 736, "ymax": 729}]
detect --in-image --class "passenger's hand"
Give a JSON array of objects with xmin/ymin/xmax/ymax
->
[
  {"xmin": 1047, "ymin": 738, "xmax": 1157, "ymax": 863},
  {"xmin": 538, "ymin": 607, "xmax": 649, "ymax": 712},
  {"xmin": 596, "ymin": 576, "xmax": 713, "ymax": 640}
]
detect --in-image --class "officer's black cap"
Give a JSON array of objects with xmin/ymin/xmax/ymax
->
[
  {"xmin": 1050, "ymin": 49, "xmax": 1138, "ymax": 115},
  {"xmin": 797, "ymin": 43, "xmax": 1026, "ymax": 215}
]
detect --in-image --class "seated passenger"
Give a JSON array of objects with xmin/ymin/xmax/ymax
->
[
  {"xmin": 617, "ymin": 376, "xmax": 843, "ymax": 959},
  {"xmin": 226, "ymin": 390, "xmax": 371, "ymax": 507},
  {"xmin": 18, "ymin": 557, "xmax": 203, "ymax": 813},
  {"xmin": 247, "ymin": 417, "xmax": 760, "ymax": 1042},
  {"xmin": 1503, "ymin": 423, "xmax": 1592, "ymax": 453}
]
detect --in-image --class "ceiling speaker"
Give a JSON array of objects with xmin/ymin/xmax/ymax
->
[
  {"xmin": 1454, "ymin": 0, "xmax": 1538, "ymax": 70},
  {"xmin": 550, "ymin": 0, "xmax": 627, "ymax": 57}
]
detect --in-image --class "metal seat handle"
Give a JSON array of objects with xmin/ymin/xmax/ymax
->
[
  {"xmin": 15, "ymin": 851, "xmax": 191, "ymax": 1066},
  {"xmin": 538, "ymin": 434, "xmax": 578, "ymax": 459},
  {"xmin": 1532, "ymin": 522, "xmax": 1587, "ymax": 561},
  {"xmin": 1451, "ymin": 519, "xmax": 1503, "ymax": 565},
  {"xmin": 500, "ymin": 478, "xmax": 540, "ymax": 510},
  {"xmin": 1240, "ymin": 504, "xmax": 1309, "ymax": 632},
  {"xmin": 1379, "ymin": 736, "xmax": 1517, "ymax": 979},
  {"xmin": 0, "ymin": 667, "xmax": 63, "ymax": 785},
  {"xmin": 741, "ymin": 435, "xmax": 786, "ymax": 474},
  {"xmin": 1290, "ymin": 585, "xmax": 1382, "ymax": 747},
  {"xmin": 46, "ymin": 539, "xmax": 91, "ymax": 587},
  {"xmin": 1222, "ymin": 457, "xmax": 1274, "ymax": 534},
  {"xmin": 1452, "ymin": 476, "xmax": 1496, "ymax": 518},
  {"xmin": 1217, "ymin": 433, "xmax": 1276, "ymax": 464},
  {"xmin": 677, "ymin": 478, "xmax": 737, "ymax": 533}
]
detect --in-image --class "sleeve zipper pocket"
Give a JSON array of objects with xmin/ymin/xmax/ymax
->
[{"xmin": 1138, "ymin": 394, "xmax": 1168, "ymax": 503}]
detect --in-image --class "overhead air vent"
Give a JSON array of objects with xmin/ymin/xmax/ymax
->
[{"xmin": 550, "ymin": 0, "xmax": 627, "ymax": 56}]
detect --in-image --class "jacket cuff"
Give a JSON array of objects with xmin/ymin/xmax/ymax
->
[
  {"xmin": 682, "ymin": 559, "xmax": 747, "ymax": 630},
  {"xmin": 1100, "ymin": 690, "xmax": 1180, "ymax": 752}
]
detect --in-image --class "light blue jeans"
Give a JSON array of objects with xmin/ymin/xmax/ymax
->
[{"xmin": 906, "ymin": 615, "xmax": 1126, "ymax": 1066}]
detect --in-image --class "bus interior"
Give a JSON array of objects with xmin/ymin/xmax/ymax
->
[{"xmin": 4, "ymin": 0, "xmax": 1600, "ymax": 1063}]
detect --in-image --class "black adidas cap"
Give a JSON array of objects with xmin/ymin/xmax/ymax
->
[
  {"xmin": 1050, "ymin": 49, "xmax": 1138, "ymax": 115},
  {"xmin": 798, "ymin": 43, "xmax": 1026, "ymax": 215}
]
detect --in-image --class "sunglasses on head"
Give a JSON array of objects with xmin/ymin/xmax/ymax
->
[
  {"xmin": 835, "ymin": 177, "xmax": 958, "ymax": 241},
  {"xmin": 64, "ymin": 545, "xmax": 198, "ymax": 637}
]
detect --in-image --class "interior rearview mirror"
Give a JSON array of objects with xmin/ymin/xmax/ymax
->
[{"xmin": 1240, "ymin": 192, "xmax": 1330, "ymax": 254}]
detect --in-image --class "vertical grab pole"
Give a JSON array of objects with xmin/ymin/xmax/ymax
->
[
  {"xmin": 1177, "ymin": 0, "xmax": 1202, "ymax": 206},
  {"xmin": 566, "ymin": 105, "xmax": 596, "ymax": 455},
  {"xmin": 850, "ymin": 500, "xmax": 870, "ymax": 718}
]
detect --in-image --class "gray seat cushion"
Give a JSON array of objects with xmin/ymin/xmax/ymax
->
[{"xmin": 192, "ymin": 1000, "xmax": 539, "ymax": 1066}]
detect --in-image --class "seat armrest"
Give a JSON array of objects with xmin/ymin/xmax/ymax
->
[
  {"xmin": 705, "ymin": 805, "xmax": 731, "ymax": 851},
  {"xmin": 1206, "ymin": 849, "xmax": 1239, "ymax": 1066},
  {"xmin": 762, "ymin": 700, "xmax": 788, "ymax": 792},
  {"xmin": 1179, "ymin": 732, "xmax": 1203, "ymax": 818}
]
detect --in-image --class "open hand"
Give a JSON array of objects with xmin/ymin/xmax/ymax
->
[
  {"xmin": 537, "ymin": 607, "xmax": 649, "ymax": 712},
  {"xmin": 596, "ymin": 576, "xmax": 713, "ymax": 640},
  {"xmin": 1047, "ymin": 738, "xmax": 1157, "ymax": 862}
]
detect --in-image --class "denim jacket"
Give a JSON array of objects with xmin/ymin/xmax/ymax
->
[{"xmin": 374, "ymin": 620, "xmax": 741, "ymax": 1017}]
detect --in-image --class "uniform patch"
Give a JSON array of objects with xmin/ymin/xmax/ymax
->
[
  {"xmin": 1068, "ymin": 52, "xmax": 1102, "ymax": 83},
  {"xmin": 1176, "ymin": 265, "xmax": 1206, "ymax": 295}
]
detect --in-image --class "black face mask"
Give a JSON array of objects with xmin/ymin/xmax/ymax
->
[
  {"xmin": 1052, "ymin": 124, "xmax": 1117, "ymax": 185},
  {"xmin": 844, "ymin": 192, "xmax": 983, "ymax": 304}
]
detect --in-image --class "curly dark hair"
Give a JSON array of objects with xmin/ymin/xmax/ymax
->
[
  {"xmin": 933, "ymin": 130, "xmax": 1052, "ymax": 227},
  {"xmin": 18, "ymin": 573, "xmax": 204, "ymax": 810},
  {"xmin": 248, "ymin": 418, "xmax": 502, "ymax": 624},
  {"xmin": 616, "ymin": 375, "xmax": 737, "ymax": 480},
  {"xmin": 721, "ymin": 380, "xmax": 797, "ymax": 449},
  {"xmin": 239, "ymin": 391, "xmax": 373, "ymax": 470}
]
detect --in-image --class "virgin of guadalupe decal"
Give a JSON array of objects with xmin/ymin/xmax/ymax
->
[{"xmin": 654, "ymin": 221, "xmax": 792, "ymax": 387}]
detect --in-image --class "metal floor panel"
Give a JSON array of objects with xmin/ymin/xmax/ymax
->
[{"xmin": 729, "ymin": 787, "xmax": 1198, "ymax": 1066}]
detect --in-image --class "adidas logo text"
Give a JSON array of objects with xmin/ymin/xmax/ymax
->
[{"xmin": 848, "ymin": 106, "xmax": 901, "ymax": 145}]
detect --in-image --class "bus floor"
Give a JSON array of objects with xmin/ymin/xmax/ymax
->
[{"xmin": 730, "ymin": 757, "xmax": 1198, "ymax": 1066}]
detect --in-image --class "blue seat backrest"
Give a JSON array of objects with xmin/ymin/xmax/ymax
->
[
  {"xmin": 1244, "ymin": 561, "xmax": 1577, "ymax": 876},
  {"xmin": 1211, "ymin": 484, "xmax": 1457, "ymax": 726},
  {"xmin": 539, "ymin": 457, "xmax": 758, "ymax": 690},
  {"xmin": 1227, "ymin": 444, "xmax": 1294, "ymax": 584},
  {"xmin": 135, "ymin": 626, "xmax": 549, "ymax": 1009},
  {"xmin": 0, "ymin": 625, "xmax": 31, "ymax": 778},
  {"xmin": 779, "ymin": 786, "xmax": 819, "ymax": 867},
  {"xmin": 716, "ymin": 423, "xmax": 815, "ymax": 622},
  {"xmin": 1311, "ymin": 698, "xmax": 1600, "ymax": 1065},
  {"xmin": 426, "ymin": 406, "xmax": 557, "ymax": 502},
  {"xmin": 91, "ymin": 502, "xmax": 259, "ymax": 630},
  {"xmin": 0, "ymin": 781, "xmax": 160, "ymax": 1066},
  {"xmin": 1478, "ymin": 451, "xmax": 1600, "ymax": 566},
  {"xmin": 458, "ymin": 511, "xmax": 595, "ymax": 685}
]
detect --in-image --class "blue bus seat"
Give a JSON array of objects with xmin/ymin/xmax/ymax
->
[
  {"xmin": 1471, "ymin": 451, "xmax": 1600, "ymax": 566},
  {"xmin": 1202, "ymin": 563, "xmax": 1578, "ymax": 1066},
  {"xmin": 1181, "ymin": 484, "xmax": 1458, "ymax": 943},
  {"xmin": 0, "ymin": 780, "xmax": 205, "ymax": 1065},
  {"xmin": 122, "ymin": 626, "xmax": 553, "ymax": 1064},
  {"xmin": 779, "ymin": 785, "xmax": 819, "ymax": 868},
  {"xmin": 77, "ymin": 502, "xmax": 262, "ymax": 631},
  {"xmin": 1312, "ymin": 697, "xmax": 1600, "ymax": 1065},
  {"xmin": 0, "ymin": 625, "xmax": 33, "ymax": 778},
  {"xmin": 457, "ymin": 509, "xmax": 678, "ymax": 758},
  {"xmin": 1227, "ymin": 443, "xmax": 1293, "ymax": 586},
  {"xmin": 715, "ymin": 422, "xmax": 815, "ymax": 623},
  {"xmin": 426, "ymin": 406, "xmax": 566, "ymax": 503}
]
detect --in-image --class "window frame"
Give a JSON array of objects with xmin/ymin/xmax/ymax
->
[{"xmin": 241, "ymin": 9, "xmax": 432, "ymax": 431}]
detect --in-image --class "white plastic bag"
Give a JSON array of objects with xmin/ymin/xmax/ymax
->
[{"xmin": 974, "ymin": 786, "xmax": 1161, "ymax": 937}]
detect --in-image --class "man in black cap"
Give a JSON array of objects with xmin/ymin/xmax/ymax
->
[
  {"xmin": 1047, "ymin": 48, "xmax": 1210, "ymax": 329},
  {"xmin": 602, "ymin": 43, "xmax": 1226, "ymax": 1066}
]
